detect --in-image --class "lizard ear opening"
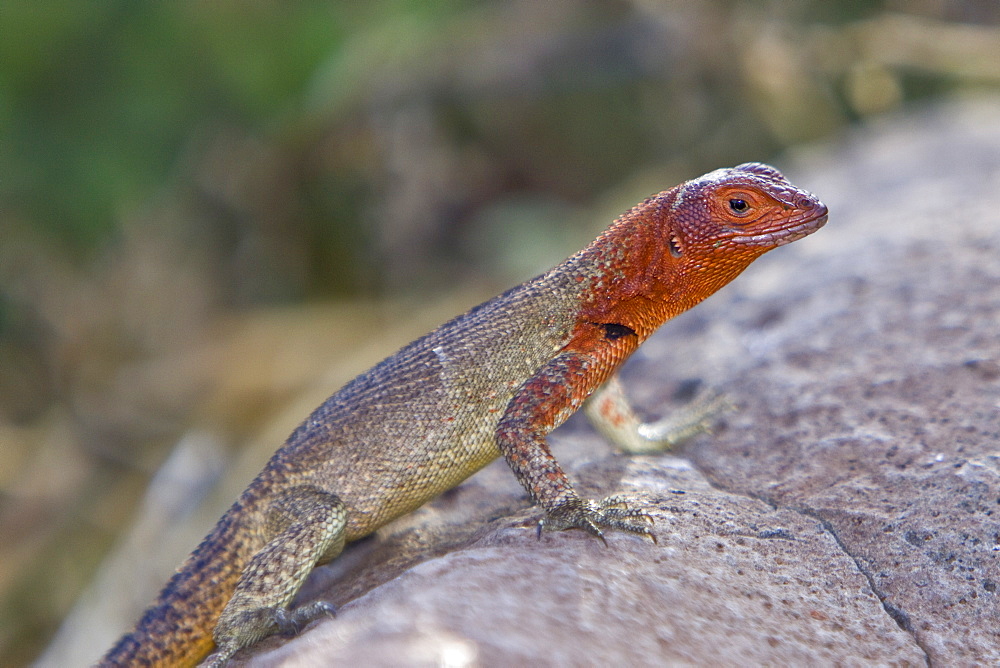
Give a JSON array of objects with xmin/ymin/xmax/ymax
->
[{"xmin": 668, "ymin": 233, "xmax": 683, "ymax": 258}]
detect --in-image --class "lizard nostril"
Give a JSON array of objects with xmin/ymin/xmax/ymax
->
[{"xmin": 797, "ymin": 198, "xmax": 813, "ymax": 209}]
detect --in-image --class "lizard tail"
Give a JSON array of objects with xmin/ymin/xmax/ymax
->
[{"xmin": 97, "ymin": 504, "xmax": 251, "ymax": 668}]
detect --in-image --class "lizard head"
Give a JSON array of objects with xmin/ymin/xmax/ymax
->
[
  {"xmin": 665, "ymin": 162, "xmax": 828, "ymax": 262},
  {"xmin": 573, "ymin": 163, "xmax": 828, "ymax": 331}
]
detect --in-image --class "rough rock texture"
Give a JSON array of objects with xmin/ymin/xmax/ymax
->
[
  {"xmin": 246, "ymin": 460, "xmax": 924, "ymax": 666},
  {"xmin": 235, "ymin": 97, "xmax": 1000, "ymax": 666}
]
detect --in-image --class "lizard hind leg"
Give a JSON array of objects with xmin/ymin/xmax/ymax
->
[
  {"xmin": 584, "ymin": 374, "xmax": 733, "ymax": 454},
  {"xmin": 204, "ymin": 486, "xmax": 346, "ymax": 667}
]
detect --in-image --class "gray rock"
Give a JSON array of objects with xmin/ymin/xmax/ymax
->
[
  {"xmin": 249, "ymin": 459, "xmax": 923, "ymax": 667},
  {"xmin": 240, "ymin": 97, "xmax": 1000, "ymax": 666}
]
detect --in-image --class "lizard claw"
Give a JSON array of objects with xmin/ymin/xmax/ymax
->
[
  {"xmin": 275, "ymin": 600, "xmax": 337, "ymax": 635},
  {"xmin": 539, "ymin": 495, "xmax": 656, "ymax": 543}
]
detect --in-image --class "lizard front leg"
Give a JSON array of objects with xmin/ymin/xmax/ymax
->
[
  {"xmin": 204, "ymin": 485, "xmax": 346, "ymax": 667},
  {"xmin": 496, "ymin": 353, "xmax": 654, "ymax": 542},
  {"xmin": 584, "ymin": 374, "xmax": 732, "ymax": 454}
]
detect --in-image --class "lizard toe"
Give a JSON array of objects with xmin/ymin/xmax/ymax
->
[{"xmin": 540, "ymin": 495, "xmax": 656, "ymax": 543}]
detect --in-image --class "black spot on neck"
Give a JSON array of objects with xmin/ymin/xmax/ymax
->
[{"xmin": 601, "ymin": 323, "xmax": 636, "ymax": 340}]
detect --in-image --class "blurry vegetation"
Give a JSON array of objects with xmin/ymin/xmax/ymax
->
[{"xmin": 2, "ymin": 0, "xmax": 1000, "ymax": 664}]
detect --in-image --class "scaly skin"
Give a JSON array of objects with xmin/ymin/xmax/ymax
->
[{"xmin": 98, "ymin": 163, "xmax": 827, "ymax": 667}]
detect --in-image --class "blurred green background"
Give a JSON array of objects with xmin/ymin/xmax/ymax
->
[{"xmin": 2, "ymin": 0, "xmax": 999, "ymax": 664}]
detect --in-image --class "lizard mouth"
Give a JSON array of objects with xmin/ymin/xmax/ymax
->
[{"xmin": 731, "ymin": 206, "xmax": 828, "ymax": 247}]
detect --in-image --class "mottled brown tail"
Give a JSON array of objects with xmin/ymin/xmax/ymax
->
[{"xmin": 98, "ymin": 505, "xmax": 251, "ymax": 667}]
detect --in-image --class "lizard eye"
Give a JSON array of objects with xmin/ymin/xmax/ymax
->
[{"xmin": 719, "ymin": 189, "xmax": 760, "ymax": 219}]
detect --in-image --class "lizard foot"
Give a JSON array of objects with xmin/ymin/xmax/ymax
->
[
  {"xmin": 538, "ymin": 495, "xmax": 656, "ymax": 545},
  {"xmin": 203, "ymin": 601, "xmax": 336, "ymax": 667},
  {"xmin": 274, "ymin": 600, "xmax": 337, "ymax": 634}
]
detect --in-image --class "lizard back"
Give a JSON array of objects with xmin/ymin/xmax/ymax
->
[{"xmin": 258, "ymin": 266, "xmax": 592, "ymax": 539}]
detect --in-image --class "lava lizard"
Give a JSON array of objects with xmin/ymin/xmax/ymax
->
[{"xmin": 99, "ymin": 162, "xmax": 827, "ymax": 666}]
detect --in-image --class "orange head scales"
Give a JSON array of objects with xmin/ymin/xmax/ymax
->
[{"xmin": 573, "ymin": 162, "xmax": 828, "ymax": 339}]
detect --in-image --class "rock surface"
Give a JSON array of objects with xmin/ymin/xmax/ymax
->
[{"xmin": 234, "ymin": 97, "xmax": 1000, "ymax": 666}]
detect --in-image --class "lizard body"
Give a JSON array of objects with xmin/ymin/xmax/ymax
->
[{"xmin": 99, "ymin": 163, "xmax": 827, "ymax": 667}]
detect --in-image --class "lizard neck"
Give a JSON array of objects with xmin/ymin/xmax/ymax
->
[{"xmin": 564, "ymin": 190, "xmax": 765, "ymax": 341}]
